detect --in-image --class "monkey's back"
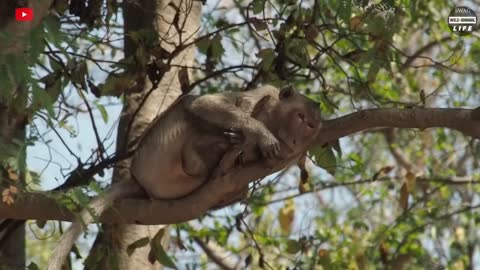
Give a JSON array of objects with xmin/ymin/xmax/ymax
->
[{"xmin": 131, "ymin": 96, "xmax": 209, "ymax": 199}]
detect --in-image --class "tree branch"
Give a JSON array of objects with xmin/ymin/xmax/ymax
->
[
  {"xmin": 316, "ymin": 107, "xmax": 480, "ymax": 146},
  {"xmin": 0, "ymin": 107, "xmax": 479, "ymax": 224},
  {"xmin": 193, "ymin": 237, "xmax": 238, "ymax": 270}
]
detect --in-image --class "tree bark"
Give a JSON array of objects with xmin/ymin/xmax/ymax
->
[{"xmin": 84, "ymin": 0, "xmax": 202, "ymax": 269}]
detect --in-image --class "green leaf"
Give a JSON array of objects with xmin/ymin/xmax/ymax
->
[
  {"xmin": 32, "ymin": 85, "xmax": 55, "ymax": 117},
  {"xmin": 210, "ymin": 34, "xmax": 225, "ymax": 59},
  {"xmin": 27, "ymin": 262, "xmax": 40, "ymax": 270},
  {"xmin": 285, "ymin": 239, "xmax": 302, "ymax": 254},
  {"xmin": 410, "ymin": 0, "xmax": 417, "ymax": 16},
  {"xmin": 252, "ymin": 0, "xmax": 265, "ymax": 15},
  {"xmin": 256, "ymin": 48, "xmax": 275, "ymax": 71},
  {"xmin": 285, "ymin": 38, "xmax": 309, "ymax": 67},
  {"xmin": 338, "ymin": 0, "xmax": 352, "ymax": 23},
  {"xmin": 53, "ymin": 0, "xmax": 69, "ymax": 14},
  {"xmin": 152, "ymin": 244, "xmax": 177, "ymax": 269},
  {"xmin": 99, "ymin": 73, "xmax": 136, "ymax": 96},
  {"xmin": 196, "ymin": 38, "xmax": 210, "ymax": 55},
  {"xmin": 127, "ymin": 237, "xmax": 150, "ymax": 256},
  {"xmin": 309, "ymin": 145, "xmax": 336, "ymax": 175},
  {"xmin": 367, "ymin": 59, "xmax": 381, "ymax": 82},
  {"xmin": 95, "ymin": 102, "xmax": 109, "ymax": 123}
]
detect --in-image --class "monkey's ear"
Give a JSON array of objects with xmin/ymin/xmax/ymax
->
[{"xmin": 279, "ymin": 85, "xmax": 295, "ymax": 99}]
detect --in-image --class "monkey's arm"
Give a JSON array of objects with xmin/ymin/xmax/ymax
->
[{"xmin": 186, "ymin": 94, "xmax": 280, "ymax": 158}]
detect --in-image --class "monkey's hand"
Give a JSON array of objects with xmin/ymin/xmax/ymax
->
[
  {"xmin": 255, "ymin": 130, "xmax": 281, "ymax": 159},
  {"xmin": 224, "ymin": 127, "xmax": 245, "ymax": 144}
]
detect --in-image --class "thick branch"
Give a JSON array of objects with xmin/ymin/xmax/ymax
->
[
  {"xmin": 0, "ymin": 107, "xmax": 479, "ymax": 224},
  {"xmin": 316, "ymin": 107, "xmax": 480, "ymax": 145}
]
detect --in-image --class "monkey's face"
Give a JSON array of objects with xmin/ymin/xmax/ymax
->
[{"xmin": 275, "ymin": 87, "xmax": 322, "ymax": 155}]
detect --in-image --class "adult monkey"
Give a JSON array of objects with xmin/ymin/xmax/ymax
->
[{"xmin": 47, "ymin": 85, "xmax": 323, "ymax": 270}]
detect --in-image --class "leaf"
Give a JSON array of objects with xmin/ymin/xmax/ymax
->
[
  {"xmin": 309, "ymin": 145, "xmax": 337, "ymax": 175},
  {"xmin": 298, "ymin": 182, "xmax": 309, "ymax": 194},
  {"xmin": 196, "ymin": 38, "xmax": 210, "ymax": 55},
  {"xmin": 328, "ymin": 139, "xmax": 342, "ymax": 158},
  {"xmin": 99, "ymin": 74, "xmax": 136, "ymax": 96},
  {"xmin": 379, "ymin": 242, "xmax": 389, "ymax": 265},
  {"xmin": 256, "ymin": 48, "xmax": 275, "ymax": 71},
  {"xmin": 252, "ymin": 0, "xmax": 265, "ymax": 15},
  {"xmin": 94, "ymin": 102, "xmax": 109, "ymax": 123},
  {"xmin": 210, "ymin": 34, "xmax": 224, "ymax": 59},
  {"xmin": 2, "ymin": 188, "xmax": 14, "ymax": 205},
  {"xmin": 27, "ymin": 262, "xmax": 40, "ymax": 270},
  {"xmin": 285, "ymin": 38, "xmax": 309, "ymax": 68},
  {"xmin": 317, "ymin": 249, "xmax": 332, "ymax": 268},
  {"xmin": 250, "ymin": 18, "xmax": 268, "ymax": 31},
  {"xmin": 372, "ymin": 166, "xmax": 394, "ymax": 180},
  {"xmin": 399, "ymin": 183, "xmax": 409, "ymax": 210},
  {"xmin": 53, "ymin": 0, "xmax": 69, "ymax": 14},
  {"xmin": 405, "ymin": 171, "xmax": 416, "ymax": 192},
  {"xmin": 88, "ymin": 80, "xmax": 101, "ymax": 98},
  {"xmin": 367, "ymin": 60, "xmax": 381, "ymax": 82},
  {"xmin": 127, "ymin": 237, "xmax": 150, "ymax": 256},
  {"xmin": 32, "ymin": 85, "xmax": 55, "ymax": 117},
  {"xmin": 151, "ymin": 244, "xmax": 177, "ymax": 269},
  {"xmin": 71, "ymin": 244, "xmax": 83, "ymax": 259},
  {"xmin": 419, "ymin": 89, "xmax": 426, "ymax": 106},
  {"xmin": 7, "ymin": 167, "xmax": 19, "ymax": 181},
  {"xmin": 36, "ymin": 220, "xmax": 47, "ymax": 229},
  {"xmin": 278, "ymin": 200, "xmax": 295, "ymax": 234},
  {"xmin": 338, "ymin": 0, "xmax": 352, "ymax": 23},
  {"xmin": 286, "ymin": 239, "xmax": 302, "ymax": 254},
  {"xmin": 305, "ymin": 24, "xmax": 319, "ymax": 42},
  {"xmin": 245, "ymin": 254, "xmax": 252, "ymax": 267},
  {"xmin": 349, "ymin": 15, "xmax": 363, "ymax": 31},
  {"xmin": 410, "ymin": 0, "xmax": 417, "ymax": 16},
  {"xmin": 455, "ymin": 226, "xmax": 465, "ymax": 243}
]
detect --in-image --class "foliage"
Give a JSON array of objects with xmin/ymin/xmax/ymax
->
[{"xmin": 0, "ymin": 0, "xmax": 479, "ymax": 269}]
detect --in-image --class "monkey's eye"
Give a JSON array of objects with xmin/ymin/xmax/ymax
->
[
  {"xmin": 307, "ymin": 123, "xmax": 315, "ymax": 129},
  {"xmin": 298, "ymin": 112, "xmax": 306, "ymax": 121},
  {"xmin": 280, "ymin": 86, "xmax": 294, "ymax": 99}
]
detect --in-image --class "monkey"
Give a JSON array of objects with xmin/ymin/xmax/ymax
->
[
  {"xmin": 46, "ymin": 85, "xmax": 323, "ymax": 270},
  {"xmin": 131, "ymin": 85, "xmax": 322, "ymax": 202}
]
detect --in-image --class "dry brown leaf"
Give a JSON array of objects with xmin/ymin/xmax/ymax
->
[
  {"xmin": 350, "ymin": 15, "xmax": 364, "ymax": 31},
  {"xmin": 278, "ymin": 200, "xmax": 295, "ymax": 234},
  {"xmin": 7, "ymin": 167, "xmax": 19, "ymax": 181},
  {"xmin": 405, "ymin": 172, "xmax": 416, "ymax": 192},
  {"xmin": 2, "ymin": 188, "xmax": 14, "ymax": 205}
]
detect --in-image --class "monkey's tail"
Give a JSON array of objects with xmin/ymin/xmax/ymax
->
[{"xmin": 46, "ymin": 181, "xmax": 143, "ymax": 270}]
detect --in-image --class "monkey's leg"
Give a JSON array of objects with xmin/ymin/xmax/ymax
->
[
  {"xmin": 181, "ymin": 134, "xmax": 230, "ymax": 177},
  {"xmin": 186, "ymin": 94, "xmax": 281, "ymax": 159},
  {"xmin": 210, "ymin": 147, "xmax": 244, "ymax": 178}
]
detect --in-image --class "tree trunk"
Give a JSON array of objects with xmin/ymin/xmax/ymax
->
[
  {"xmin": 85, "ymin": 0, "xmax": 201, "ymax": 269},
  {"xmin": 0, "ymin": 106, "xmax": 26, "ymax": 268}
]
